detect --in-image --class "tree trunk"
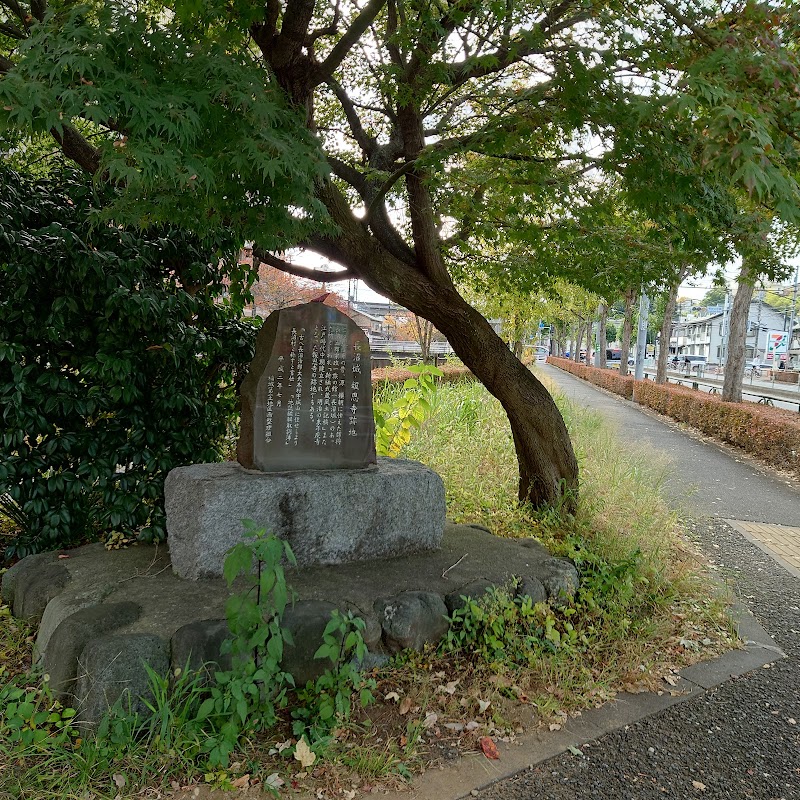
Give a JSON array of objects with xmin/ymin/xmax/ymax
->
[
  {"xmin": 656, "ymin": 282, "xmax": 679, "ymax": 384},
  {"xmin": 619, "ymin": 287, "xmax": 637, "ymax": 377},
  {"xmin": 722, "ymin": 261, "xmax": 756, "ymax": 402},
  {"xmin": 413, "ymin": 314, "xmax": 433, "ymax": 363},
  {"xmin": 597, "ymin": 303, "xmax": 607, "ymax": 368},
  {"xmin": 584, "ymin": 320, "xmax": 593, "ymax": 364},
  {"xmin": 573, "ymin": 323, "xmax": 583, "ymax": 363},
  {"xmin": 309, "ymin": 183, "xmax": 579, "ymax": 507}
]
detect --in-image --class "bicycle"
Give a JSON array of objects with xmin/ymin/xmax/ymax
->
[{"xmin": 744, "ymin": 366, "xmax": 762, "ymax": 378}]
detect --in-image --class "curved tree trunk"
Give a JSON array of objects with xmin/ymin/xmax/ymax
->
[
  {"xmin": 722, "ymin": 261, "xmax": 756, "ymax": 402},
  {"xmin": 619, "ymin": 287, "xmax": 637, "ymax": 377},
  {"xmin": 656, "ymin": 282, "xmax": 679, "ymax": 384},
  {"xmin": 308, "ymin": 183, "xmax": 579, "ymax": 507}
]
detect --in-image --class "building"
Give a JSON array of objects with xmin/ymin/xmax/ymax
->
[{"xmin": 669, "ymin": 300, "xmax": 792, "ymax": 365}]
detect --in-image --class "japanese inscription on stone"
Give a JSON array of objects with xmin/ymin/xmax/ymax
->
[{"xmin": 238, "ymin": 303, "xmax": 377, "ymax": 471}]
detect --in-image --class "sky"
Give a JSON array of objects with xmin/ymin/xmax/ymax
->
[{"xmin": 300, "ymin": 250, "xmax": 800, "ymax": 309}]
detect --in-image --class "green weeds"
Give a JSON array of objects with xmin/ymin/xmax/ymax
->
[
  {"xmin": 1, "ymin": 525, "xmax": 376, "ymax": 798},
  {"xmin": 373, "ymin": 363, "xmax": 441, "ymax": 456}
]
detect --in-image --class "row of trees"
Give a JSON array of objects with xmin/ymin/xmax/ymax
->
[{"xmin": 2, "ymin": 0, "xmax": 800, "ymax": 547}]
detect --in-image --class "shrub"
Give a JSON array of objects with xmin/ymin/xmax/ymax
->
[
  {"xmin": 0, "ymin": 168, "xmax": 255, "ymax": 560},
  {"xmin": 372, "ymin": 362, "xmax": 473, "ymax": 387}
]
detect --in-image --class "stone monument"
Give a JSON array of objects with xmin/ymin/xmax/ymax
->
[
  {"xmin": 237, "ymin": 301, "xmax": 377, "ymax": 471},
  {"xmin": 166, "ymin": 302, "xmax": 446, "ymax": 579}
]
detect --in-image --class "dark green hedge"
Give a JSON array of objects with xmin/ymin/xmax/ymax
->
[{"xmin": 0, "ymin": 168, "xmax": 256, "ymax": 560}]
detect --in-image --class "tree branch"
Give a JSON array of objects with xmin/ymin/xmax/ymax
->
[
  {"xmin": 30, "ymin": 0, "xmax": 46, "ymax": 22},
  {"xmin": 327, "ymin": 78, "xmax": 377, "ymax": 157},
  {"xmin": 318, "ymin": 0, "xmax": 387, "ymax": 82},
  {"xmin": 251, "ymin": 246, "xmax": 356, "ymax": 282},
  {"xmin": 327, "ymin": 157, "xmax": 416, "ymax": 266},
  {"xmin": 0, "ymin": 0, "xmax": 26, "ymax": 24},
  {"xmin": 0, "ymin": 52, "xmax": 13, "ymax": 73},
  {"xmin": 444, "ymin": 12, "xmax": 591, "ymax": 87},
  {"xmin": 50, "ymin": 123, "xmax": 102, "ymax": 174},
  {"xmin": 307, "ymin": 1, "xmax": 340, "ymax": 45},
  {"xmin": 0, "ymin": 19, "xmax": 25, "ymax": 38},
  {"xmin": 658, "ymin": 0, "xmax": 717, "ymax": 49}
]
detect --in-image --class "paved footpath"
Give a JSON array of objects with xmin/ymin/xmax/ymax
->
[{"xmin": 424, "ymin": 366, "xmax": 800, "ymax": 800}]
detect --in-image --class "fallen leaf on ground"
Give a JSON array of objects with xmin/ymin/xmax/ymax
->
[
  {"xmin": 399, "ymin": 695, "xmax": 414, "ymax": 715},
  {"xmin": 385, "ymin": 691, "xmax": 400, "ymax": 702},
  {"xmin": 478, "ymin": 699, "xmax": 491, "ymax": 713},
  {"xmin": 294, "ymin": 738, "xmax": 316, "ymax": 769},
  {"xmin": 479, "ymin": 736, "xmax": 500, "ymax": 760},
  {"xmin": 264, "ymin": 773, "xmax": 284, "ymax": 789}
]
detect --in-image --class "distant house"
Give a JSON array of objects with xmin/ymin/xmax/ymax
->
[
  {"xmin": 349, "ymin": 308, "xmax": 387, "ymax": 341},
  {"xmin": 669, "ymin": 300, "xmax": 789, "ymax": 364}
]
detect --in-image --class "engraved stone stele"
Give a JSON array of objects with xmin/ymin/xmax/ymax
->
[
  {"xmin": 166, "ymin": 302, "xmax": 446, "ymax": 580},
  {"xmin": 237, "ymin": 303, "xmax": 376, "ymax": 472}
]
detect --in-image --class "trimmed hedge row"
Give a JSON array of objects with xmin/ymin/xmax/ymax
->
[
  {"xmin": 372, "ymin": 363, "xmax": 475, "ymax": 387},
  {"xmin": 548, "ymin": 357, "xmax": 800, "ymax": 478}
]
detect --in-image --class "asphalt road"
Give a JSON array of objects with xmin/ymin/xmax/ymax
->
[{"xmin": 474, "ymin": 365, "xmax": 800, "ymax": 800}]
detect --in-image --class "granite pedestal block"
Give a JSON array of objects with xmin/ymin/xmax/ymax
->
[{"xmin": 165, "ymin": 457, "xmax": 446, "ymax": 579}]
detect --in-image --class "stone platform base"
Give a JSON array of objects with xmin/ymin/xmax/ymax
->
[
  {"xmin": 165, "ymin": 458, "xmax": 446, "ymax": 579},
  {"xmin": 1, "ymin": 523, "xmax": 579, "ymax": 725}
]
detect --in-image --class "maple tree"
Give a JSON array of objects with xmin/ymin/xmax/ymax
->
[{"xmin": 3, "ymin": 0, "xmax": 799, "ymax": 507}]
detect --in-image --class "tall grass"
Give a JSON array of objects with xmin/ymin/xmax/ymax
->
[{"xmin": 392, "ymin": 372, "xmax": 736, "ymax": 699}]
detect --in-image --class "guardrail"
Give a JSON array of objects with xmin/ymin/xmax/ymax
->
[{"xmin": 369, "ymin": 340, "xmax": 455, "ymax": 355}]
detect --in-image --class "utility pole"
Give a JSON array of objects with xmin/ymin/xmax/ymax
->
[
  {"xmin": 755, "ymin": 290, "xmax": 764, "ymax": 362},
  {"xmin": 634, "ymin": 290, "xmax": 650, "ymax": 380},
  {"xmin": 721, "ymin": 290, "xmax": 731, "ymax": 366},
  {"xmin": 786, "ymin": 264, "xmax": 799, "ymax": 367}
]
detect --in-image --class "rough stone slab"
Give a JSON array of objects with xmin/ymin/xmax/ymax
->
[
  {"xmin": 44, "ymin": 601, "xmax": 142, "ymax": 698},
  {"xmin": 13, "ymin": 561, "xmax": 70, "ymax": 622},
  {"xmin": 170, "ymin": 619, "xmax": 232, "ymax": 675},
  {"xmin": 165, "ymin": 458, "xmax": 446, "ymax": 579},
  {"xmin": 75, "ymin": 633, "xmax": 169, "ymax": 725},
  {"xmin": 444, "ymin": 578, "xmax": 494, "ymax": 613},
  {"xmin": 281, "ymin": 600, "xmax": 340, "ymax": 685},
  {"xmin": 6, "ymin": 523, "xmax": 577, "ymax": 725},
  {"xmin": 375, "ymin": 591, "xmax": 450, "ymax": 653},
  {"xmin": 2, "ymin": 552, "xmax": 60, "ymax": 615}
]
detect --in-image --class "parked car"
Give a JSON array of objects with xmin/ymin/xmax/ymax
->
[{"xmin": 607, "ymin": 349, "xmax": 634, "ymax": 366}]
